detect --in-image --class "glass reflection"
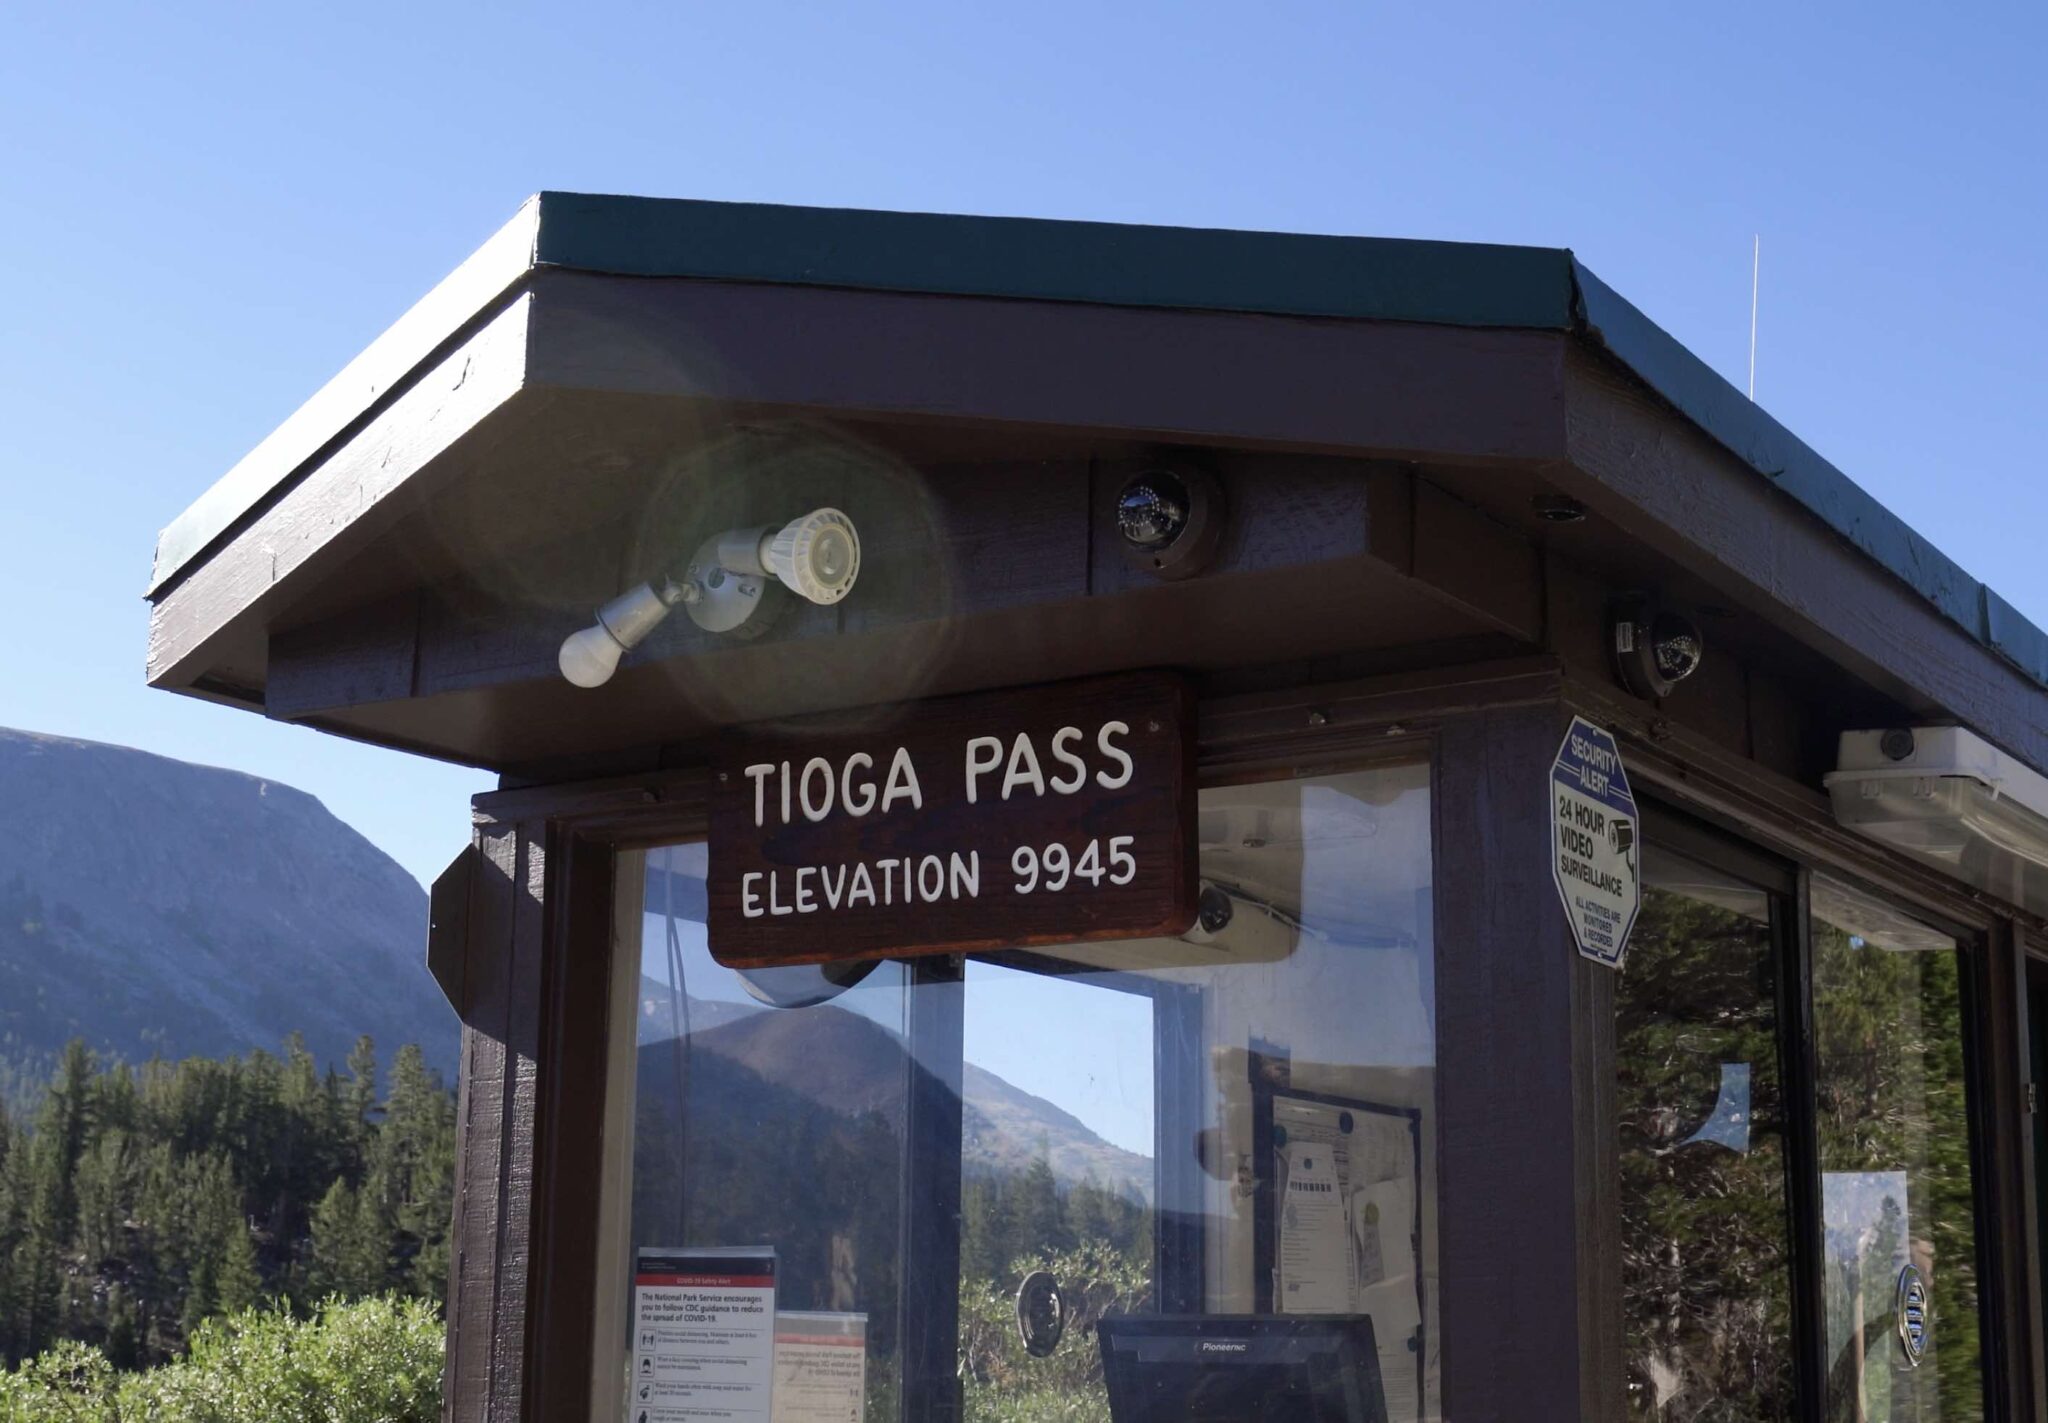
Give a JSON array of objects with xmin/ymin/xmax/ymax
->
[
  {"xmin": 1812, "ymin": 879, "xmax": 1981, "ymax": 1423},
  {"xmin": 957, "ymin": 766, "xmax": 1439, "ymax": 1423},
  {"xmin": 597, "ymin": 764, "xmax": 1438, "ymax": 1423},
  {"xmin": 1618, "ymin": 848, "xmax": 1797, "ymax": 1421}
]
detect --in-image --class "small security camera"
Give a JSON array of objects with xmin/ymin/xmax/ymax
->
[
  {"xmin": 558, "ymin": 507, "xmax": 860, "ymax": 687},
  {"xmin": 1611, "ymin": 596, "xmax": 1704, "ymax": 700},
  {"xmin": 1115, "ymin": 465, "xmax": 1224, "ymax": 580},
  {"xmin": 1179, "ymin": 881, "xmax": 1233, "ymax": 946}
]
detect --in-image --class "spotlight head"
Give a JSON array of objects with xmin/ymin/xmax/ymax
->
[
  {"xmin": 690, "ymin": 507, "xmax": 861, "ymax": 634},
  {"xmin": 763, "ymin": 507, "xmax": 860, "ymax": 604},
  {"xmin": 558, "ymin": 580, "xmax": 688, "ymax": 689}
]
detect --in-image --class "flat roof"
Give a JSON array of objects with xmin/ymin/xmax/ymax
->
[{"xmin": 150, "ymin": 191, "xmax": 2048, "ymax": 693}]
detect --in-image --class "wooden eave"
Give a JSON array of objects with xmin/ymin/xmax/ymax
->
[{"xmin": 145, "ymin": 194, "xmax": 2048, "ymax": 778}]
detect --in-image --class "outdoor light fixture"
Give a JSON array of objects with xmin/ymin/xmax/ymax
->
[
  {"xmin": 557, "ymin": 507, "xmax": 861, "ymax": 688},
  {"xmin": 1827, "ymin": 725, "xmax": 2048, "ymax": 919}
]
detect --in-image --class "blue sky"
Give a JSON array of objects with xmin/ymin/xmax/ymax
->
[{"xmin": 2, "ymin": 1, "xmax": 2042, "ymax": 888}]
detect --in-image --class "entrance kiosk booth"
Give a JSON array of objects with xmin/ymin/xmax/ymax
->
[{"xmin": 147, "ymin": 194, "xmax": 2048, "ymax": 1423}]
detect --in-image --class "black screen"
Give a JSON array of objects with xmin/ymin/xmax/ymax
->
[{"xmin": 1098, "ymin": 1315, "xmax": 1386, "ymax": 1423}]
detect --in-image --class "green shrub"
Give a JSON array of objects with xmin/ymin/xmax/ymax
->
[
  {"xmin": 0, "ymin": 1296, "xmax": 442, "ymax": 1423},
  {"xmin": 959, "ymin": 1239, "xmax": 1149, "ymax": 1423}
]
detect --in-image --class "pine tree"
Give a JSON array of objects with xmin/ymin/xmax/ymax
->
[
  {"xmin": 215, "ymin": 1213, "xmax": 261, "ymax": 1316},
  {"xmin": 376, "ymin": 1045, "xmax": 455, "ymax": 1301},
  {"xmin": 11, "ymin": 1039, "xmax": 96, "ymax": 1354},
  {"xmin": 346, "ymin": 1035, "xmax": 379, "ymax": 1153},
  {"xmin": 0, "ymin": 1035, "xmax": 458, "ymax": 1365},
  {"xmin": 308, "ymin": 1179, "xmax": 390, "ymax": 1299},
  {"xmin": 1013, "ymin": 1152, "xmax": 1069, "ymax": 1264}
]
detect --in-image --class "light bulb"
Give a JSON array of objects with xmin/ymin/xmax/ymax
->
[
  {"xmin": 763, "ymin": 507, "xmax": 860, "ymax": 604},
  {"xmin": 558, "ymin": 623, "xmax": 626, "ymax": 688},
  {"xmin": 558, "ymin": 581, "xmax": 688, "ymax": 687}
]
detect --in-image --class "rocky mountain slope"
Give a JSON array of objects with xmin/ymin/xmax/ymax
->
[
  {"xmin": 0, "ymin": 727, "xmax": 457, "ymax": 1077},
  {"xmin": 637, "ymin": 982, "xmax": 1151, "ymax": 1196}
]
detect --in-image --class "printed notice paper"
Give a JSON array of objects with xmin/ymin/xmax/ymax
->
[
  {"xmin": 631, "ymin": 1247, "xmax": 776, "ymax": 1423},
  {"xmin": 771, "ymin": 1312, "xmax": 866, "ymax": 1423},
  {"xmin": 1278, "ymin": 1140, "xmax": 1353, "ymax": 1313}
]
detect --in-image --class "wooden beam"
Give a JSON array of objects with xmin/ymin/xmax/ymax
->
[
  {"xmin": 443, "ymin": 812, "xmax": 548, "ymax": 1422},
  {"xmin": 523, "ymin": 269, "xmax": 1570, "ymax": 465},
  {"xmin": 146, "ymin": 295, "xmax": 538, "ymax": 694},
  {"xmin": 152, "ymin": 201, "xmax": 541, "ymax": 593},
  {"xmin": 1433, "ymin": 698, "xmax": 1619, "ymax": 1423},
  {"xmin": 1560, "ymin": 345, "xmax": 2048, "ymax": 772}
]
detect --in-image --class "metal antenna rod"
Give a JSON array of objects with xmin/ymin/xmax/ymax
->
[{"xmin": 1748, "ymin": 235, "xmax": 1760, "ymax": 401}]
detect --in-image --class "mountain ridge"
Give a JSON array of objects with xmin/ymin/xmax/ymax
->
[
  {"xmin": 637, "ymin": 982, "xmax": 1152, "ymax": 1196},
  {"xmin": 0, "ymin": 726, "xmax": 457, "ymax": 1078}
]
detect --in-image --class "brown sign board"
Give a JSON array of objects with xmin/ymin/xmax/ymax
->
[{"xmin": 707, "ymin": 672, "xmax": 1197, "ymax": 967}]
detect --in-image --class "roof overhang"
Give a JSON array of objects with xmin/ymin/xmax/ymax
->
[{"xmin": 145, "ymin": 194, "xmax": 2048, "ymax": 779}]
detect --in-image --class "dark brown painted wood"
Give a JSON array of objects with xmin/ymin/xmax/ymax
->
[
  {"xmin": 259, "ymin": 452, "xmax": 1480, "ymax": 741},
  {"xmin": 2019, "ymin": 936, "xmax": 2048, "ymax": 1423},
  {"xmin": 898, "ymin": 956, "xmax": 966, "ymax": 1423},
  {"xmin": 147, "ymin": 296, "xmax": 537, "ymax": 694},
  {"xmin": 443, "ymin": 809, "xmax": 622, "ymax": 1423},
  {"xmin": 1973, "ymin": 919, "xmax": 2038, "ymax": 1423},
  {"xmin": 1560, "ymin": 344, "xmax": 2048, "ymax": 775},
  {"xmin": 1433, "ymin": 698, "xmax": 1620, "ymax": 1423},
  {"xmin": 1409, "ymin": 478, "xmax": 1543, "ymax": 643},
  {"xmin": 521, "ymin": 270, "xmax": 1569, "ymax": 470},
  {"xmin": 486, "ymin": 822, "xmax": 545, "ymax": 1414},
  {"xmin": 428, "ymin": 845, "xmax": 475, "ymax": 1015},
  {"xmin": 706, "ymin": 672, "xmax": 1197, "ymax": 966},
  {"xmin": 445, "ymin": 817, "xmax": 520, "ymax": 1421},
  {"xmin": 525, "ymin": 833, "xmax": 616, "ymax": 1420}
]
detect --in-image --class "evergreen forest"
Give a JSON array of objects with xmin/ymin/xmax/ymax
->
[{"xmin": 0, "ymin": 1035, "xmax": 454, "ymax": 1371}]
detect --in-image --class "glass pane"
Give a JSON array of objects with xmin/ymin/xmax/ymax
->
[
  {"xmin": 1812, "ymin": 879, "xmax": 1982, "ymax": 1422},
  {"xmin": 1618, "ymin": 846, "xmax": 1797, "ymax": 1421},
  {"xmin": 601, "ymin": 842, "xmax": 917, "ymax": 1422},
  {"xmin": 957, "ymin": 765, "xmax": 1439, "ymax": 1423}
]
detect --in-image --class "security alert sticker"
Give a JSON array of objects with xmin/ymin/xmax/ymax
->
[{"xmin": 1551, "ymin": 716, "xmax": 1640, "ymax": 968}]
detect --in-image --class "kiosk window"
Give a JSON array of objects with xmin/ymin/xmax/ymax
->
[
  {"xmin": 1811, "ymin": 879, "xmax": 1981, "ymax": 1422},
  {"xmin": 958, "ymin": 765, "xmax": 1437, "ymax": 1423},
  {"xmin": 1617, "ymin": 848, "xmax": 1797, "ymax": 1421},
  {"xmin": 590, "ymin": 763, "xmax": 1437, "ymax": 1423}
]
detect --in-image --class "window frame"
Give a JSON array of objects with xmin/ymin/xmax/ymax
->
[
  {"xmin": 1634, "ymin": 794, "xmax": 2006, "ymax": 1422},
  {"xmin": 444, "ymin": 664, "xmax": 2037, "ymax": 1423}
]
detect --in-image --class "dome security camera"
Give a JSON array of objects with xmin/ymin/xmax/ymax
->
[
  {"xmin": 1611, "ymin": 595, "xmax": 1704, "ymax": 700},
  {"xmin": 557, "ymin": 507, "xmax": 860, "ymax": 686},
  {"xmin": 1114, "ymin": 465, "xmax": 1224, "ymax": 580}
]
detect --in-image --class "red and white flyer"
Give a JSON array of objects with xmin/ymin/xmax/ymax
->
[
  {"xmin": 630, "ymin": 1247, "xmax": 777, "ymax": 1423},
  {"xmin": 771, "ymin": 1312, "xmax": 866, "ymax": 1423}
]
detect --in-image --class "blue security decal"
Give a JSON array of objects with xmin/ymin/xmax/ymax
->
[{"xmin": 1550, "ymin": 716, "xmax": 1640, "ymax": 968}]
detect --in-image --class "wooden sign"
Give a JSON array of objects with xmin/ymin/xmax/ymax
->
[{"xmin": 707, "ymin": 671, "xmax": 1197, "ymax": 967}]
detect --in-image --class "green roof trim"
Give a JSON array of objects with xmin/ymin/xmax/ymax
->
[
  {"xmin": 153, "ymin": 192, "xmax": 2048, "ymax": 698},
  {"xmin": 1567, "ymin": 261, "xmax": 2048, "ymax": 686},
  {"xmin": 529, "ymin": 192, "xmax": 1580, "ymax": 329}
]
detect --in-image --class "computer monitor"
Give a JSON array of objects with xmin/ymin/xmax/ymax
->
[{"xmin": 1097, "ymin": 1315, "xmax": 1387, "ymax": 1423}]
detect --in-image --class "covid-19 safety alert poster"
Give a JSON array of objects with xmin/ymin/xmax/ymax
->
[{"xmin": 630, "ymin": 1247, "xmax": 777, "ymax": 1422}]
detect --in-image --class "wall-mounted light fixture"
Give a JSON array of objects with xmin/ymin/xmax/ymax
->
[
  {"xmin": 1828, "ymin": 724, "xmax": 2048, "ymax": 919},
  {"xmin": 558, "ymin": 507, "xmax": 861, "ymax": 688}
]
